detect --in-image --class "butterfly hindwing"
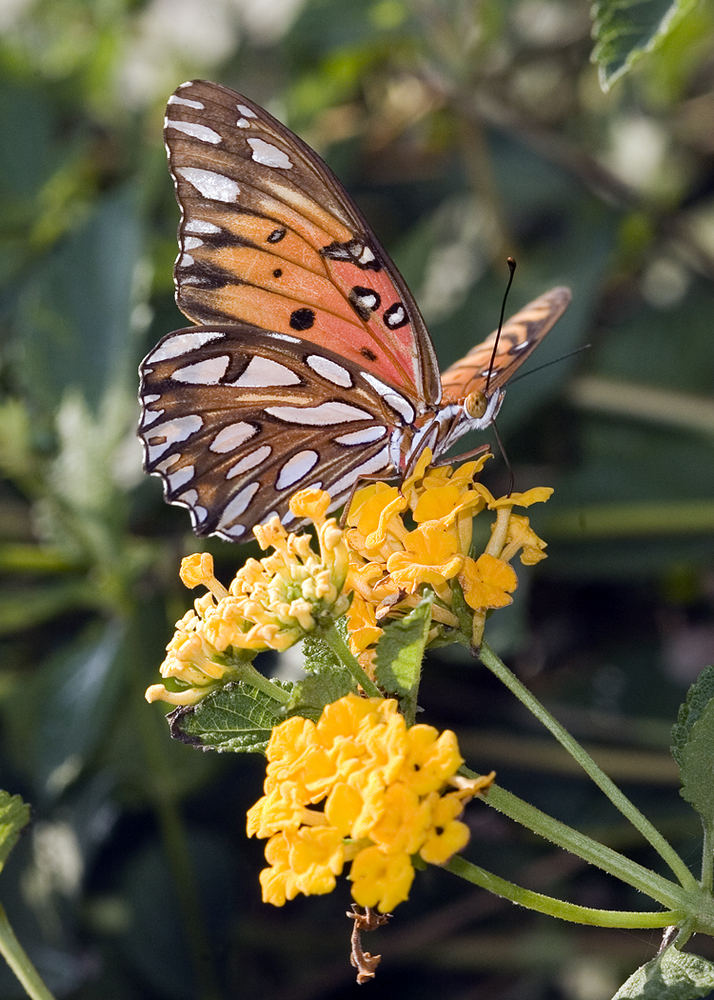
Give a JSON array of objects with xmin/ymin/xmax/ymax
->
[
  {"xmin": 439, "ymin": 286, "xmax": 571, "ymax": 402},
  {"xmin": 164, "ymin": 79, "xmax": 441, "ymax": 408},
  {"xmin": 138, "ymin": 323, "xmax": 417, "ymax": 540}
]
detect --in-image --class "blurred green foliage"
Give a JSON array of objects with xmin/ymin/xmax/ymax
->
[{"xmin": 0, "ymin": 1, "xmax": 713, "ymax": 997}]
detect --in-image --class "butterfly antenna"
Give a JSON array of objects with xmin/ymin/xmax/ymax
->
[
  {"xmin": 490, "ymin": 419, "xmax": 514, "ymax": 497},
  {"xmin": 485, "ymin": 257, "xmax": 517, "ymax": 394},
  {"xmin": 508, "ymin": 344, "xmax": 592, "ymax": 385}
]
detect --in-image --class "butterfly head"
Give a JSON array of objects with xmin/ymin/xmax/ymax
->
[{"xmin": 463, "ymin": 388, "xmax": 504, "ymax": 430}]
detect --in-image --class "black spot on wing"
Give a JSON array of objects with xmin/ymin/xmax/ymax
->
[{"xmin": 289, "ymin": 308, "xmax": 316, "ymax": 331}]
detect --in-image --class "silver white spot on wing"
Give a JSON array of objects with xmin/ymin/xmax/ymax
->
[
  {"xmin": 155, "ymin": 453, "xmax": 180, "ymax": 473},
  {"xmin": 226, "ymin": 445, "xmax": 272, "ymax": 478},
  {"xmin": 175, "ymin": 167, "xmax": 240, "ymax": 203},
  {"xmin": 247, "ymin": 137, "xmax": 293, "ymax": 170},
  {"xmin": 191, "ymin": 505, "xmax": 209, "ymax": 525},
  {"xmin": 184, "ymin": 219, "xmax": 221, "ymax": 234},
  {"xmin": 306, "ymin": 355, "xmax": 353, "ymax": 388},
  {"xmin": 359, "ymin": 246, "xmax": 376, "ymax": 265},
  {"xmin": 146, "ymin": 414, "xmax": 203, "ymax": 463},
  {"xmin": 361, "ymin": 373, "xmax": 415, "ymax": 423},
  {"xmin": 178, "ymin": 253, "xmax": 194, "ymax": 267},
  {"xmin": 233, "ymin": 356, "xmax": 301, "ymax": 387},
  {"xmin": 168, "ymin": 94, "xmax": 204, "ymax": 110},
  {"xmin": 275, "ymin": 450, "xmax": 319, "ymax": 490},
  {"xmin": 176, "ymin": 489, "xmax": 198, "ymax": 506},
  {"xmin": 171, "ymin": 355, "xmax": 230, "ymax": 384},
  {"xmin": 237, "ymin": 103, "xmax": 257, "ymax": 118},
  {"xmin": 237, "ymin": 118, "xmax": 251, "ymax": 129},
  {"xmin": 224, "ymin": 523, "xmax": 246, "ymax": 538},
  {"xmin": 167, "ymin": 464, "xmax": 195, "ymax": 493},
  {"xmin": 265, "ymin": 401, "xmax": 372, "ymax": 425},
  {"xmin": 268, "ymin": 332, "xmax": 301, "ymax": 344},
  {"xmin": 334, "ymin": 426, "xmax": 387, "ymax": 446},
  {"xmin": 145, "ymin": 329, "xmax": 224, "ymax": 364},
  {"xmin": 166, "ymin": 119, "xmax": 221, "ymax": 144},
  {"xmin": 209, "ymin": 422, "xmax": 258, "ymax": 454},
  {"xmin": 183, "ymin": 236, "xmax": 203, "ymax": 250},
  {"xmin": 140, "ymin": 406, "xmax": 164, "ymax": 428},
  {"xmin": 219, "ymin": 482, "xmax": 260, "ymax": 524}
]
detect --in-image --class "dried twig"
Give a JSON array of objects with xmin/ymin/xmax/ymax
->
[{"xmin": 347, "ymin": 905, "xmax": 391, "ymax": 984}]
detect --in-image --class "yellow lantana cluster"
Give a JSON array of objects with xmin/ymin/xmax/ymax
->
[
  {"xmin": 145, "ymin": 489, "xmax": 349, "ymax": 706},
  {"xmin": 247, "ymin": 693, "xmax": 494, "ymax": 912},
  {"xmin": 345, "ymin": 450, "xmax": 552, "ymax": 661}
]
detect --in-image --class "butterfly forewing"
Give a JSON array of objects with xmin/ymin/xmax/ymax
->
[
  {"xmin": 164, "ymin": 79, "xmax": 441, "ymax": 407},
  {"xmin": 138, "ymin": 323, "xmax": 410, "ymax": 540},
  {"xmin": 141, "ymin": 79, "xmax": 572, "ymax": 541},
  {"xmin": 439, "ymin": 286, "xmax": 571, "ymax": 402}
]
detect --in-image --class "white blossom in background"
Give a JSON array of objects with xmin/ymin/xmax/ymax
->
[{"xmin": 116, "ymin": 0, "xmax": 307, "ymax": 108}]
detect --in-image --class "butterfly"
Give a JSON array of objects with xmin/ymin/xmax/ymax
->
[{"xmin": 139, "ymin": 80, "xmax": 570, "ymax": 542}]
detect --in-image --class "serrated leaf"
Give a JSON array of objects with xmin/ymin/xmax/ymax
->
[
  {"xmin": 301, "ymin": 621, "xmax": 346, "ymax": 674},
  {"xmin": 375, "ymin": 593, "xmax": 432, "ymax": 720},
  {"xmin": 167, "ymin": 680, "xmax": 293, "ymax": 753},
  {"xmin": 290, "ymin": 618, "xmax": 358, "ymax": 717},
  {"xmin": 287, "ymin": 670, "xmax": 355, "ymax": 721},
  {"xmin": 678, "ymin": 698, "xmax": 714, "ymax": 824},
  {"xmin": 612, "ymin": 945, "xmax": 714, "ymax": 999},
  {"xmin": 0, "ymin": 791, "xmax": 31, "ymax": 872},
  {"xmin": 591, "ymin": 0, "xmax": 698, "ymax": 91},
  {"xmin": 671, "ymin": 665, "xmax": 714, "ymax": 767}
]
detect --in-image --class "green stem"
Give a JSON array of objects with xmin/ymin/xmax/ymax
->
[
  {"xmin": 321, "ymin": 623, "xmax": 382, "ymax": 697},
  {"xmin": 0, "ymin": 904, "xmax": 56, "ymax": 1000},
  {"xmin": 473, "ymin": 779, "xmax": 690, "ymax": 910},
  {"xmin": 446, "ymin": 856, "xmax": 682, "ymax": 928},
  {"xmin": 701, "ymin": 819, "xmax": 714, "ymax": 892},
  {"xmin": 478, "ymin": 641, "xmax": 698, "ymax": 892},
  {"xmin": 233, "ymin": 659, "xmax": 291, "ymax": 704}
]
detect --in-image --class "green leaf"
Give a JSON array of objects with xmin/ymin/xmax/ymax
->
[
  {"xmin": 0, "ymin": 791, "xmax": 30, "ymax": 872},
  {"xmin": 167, "ymin": 681, "xmax": 293, "ymax": 754},
  {"xmin": 677, "ymin": 698, "xmax": 714, "ymax": 825},
  {"xmin": 591, "ymin": 0, "xmax": 699, "ymax": 91},
  {"xmin": 612, "ymin": 945, "xmax": 714, "ymax": 999},
  {"xmin": 671, "ymin": 665, "xmax": 714, "ymax": 767},
  {"xmin": 301, "ymin": 623, "xmax": 347, "ymax": 675},
  {"xmin": 286, "ymin": 670, "xmax": 355, "ymax": 722},
  {"xmin": 288, "ymin": 620, "xmax": 358, "ymax": 718},
  {"xmin": 375, "ymin": 593, "xmax": 432, "ymax": 720}
]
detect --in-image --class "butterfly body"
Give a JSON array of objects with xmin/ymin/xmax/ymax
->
[{"xmin": 139, "ymin": 80, "xmax": 570, "ymax": 541}]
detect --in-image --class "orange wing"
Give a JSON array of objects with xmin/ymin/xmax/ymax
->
[
  {"xmin": 439, "ymin": 287, "xmax": 571, "ymax": 403},
  {"xmin": 164, "ymin": 79, "xmax": 441, "ymax": 409}
]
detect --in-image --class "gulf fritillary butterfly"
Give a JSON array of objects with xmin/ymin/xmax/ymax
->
[{"xmin": 139, "ymin": 80, "xmax": 570, "ymax": 541}]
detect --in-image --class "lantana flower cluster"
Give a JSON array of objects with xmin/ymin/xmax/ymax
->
[
  {"xmin": 247, "ymin": 693, "xmax": 494, "ymax": 912},
  {"xmin": 345, "ymin": 449, "xmax": 552, "ymax": 663},
  {"xmin": 145, "ymin": 489, "xmax": 349, "ymax": 706}
]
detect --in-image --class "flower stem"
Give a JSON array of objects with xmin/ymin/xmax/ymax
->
[
  {"xmin": 233, "ymin": 660, "xmax": 291, "ymax": 704},
  {"xmin": 321, "ymin": 623, "xmax": 382, "ymax": 697},
  {"xmin": 446, "ymin": 856, "xmax": 682, "ymax": 928},
  {"xmin": 478, "ymin": 641, "xmax": 698, "ymax": 892},
  {"xmin": 0, "ymin": 904, "xmax": 56, "ymax": 1000},
  {"xmin": 473, "ymin": 778, "xmax": 690, "ymax": 910}
]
